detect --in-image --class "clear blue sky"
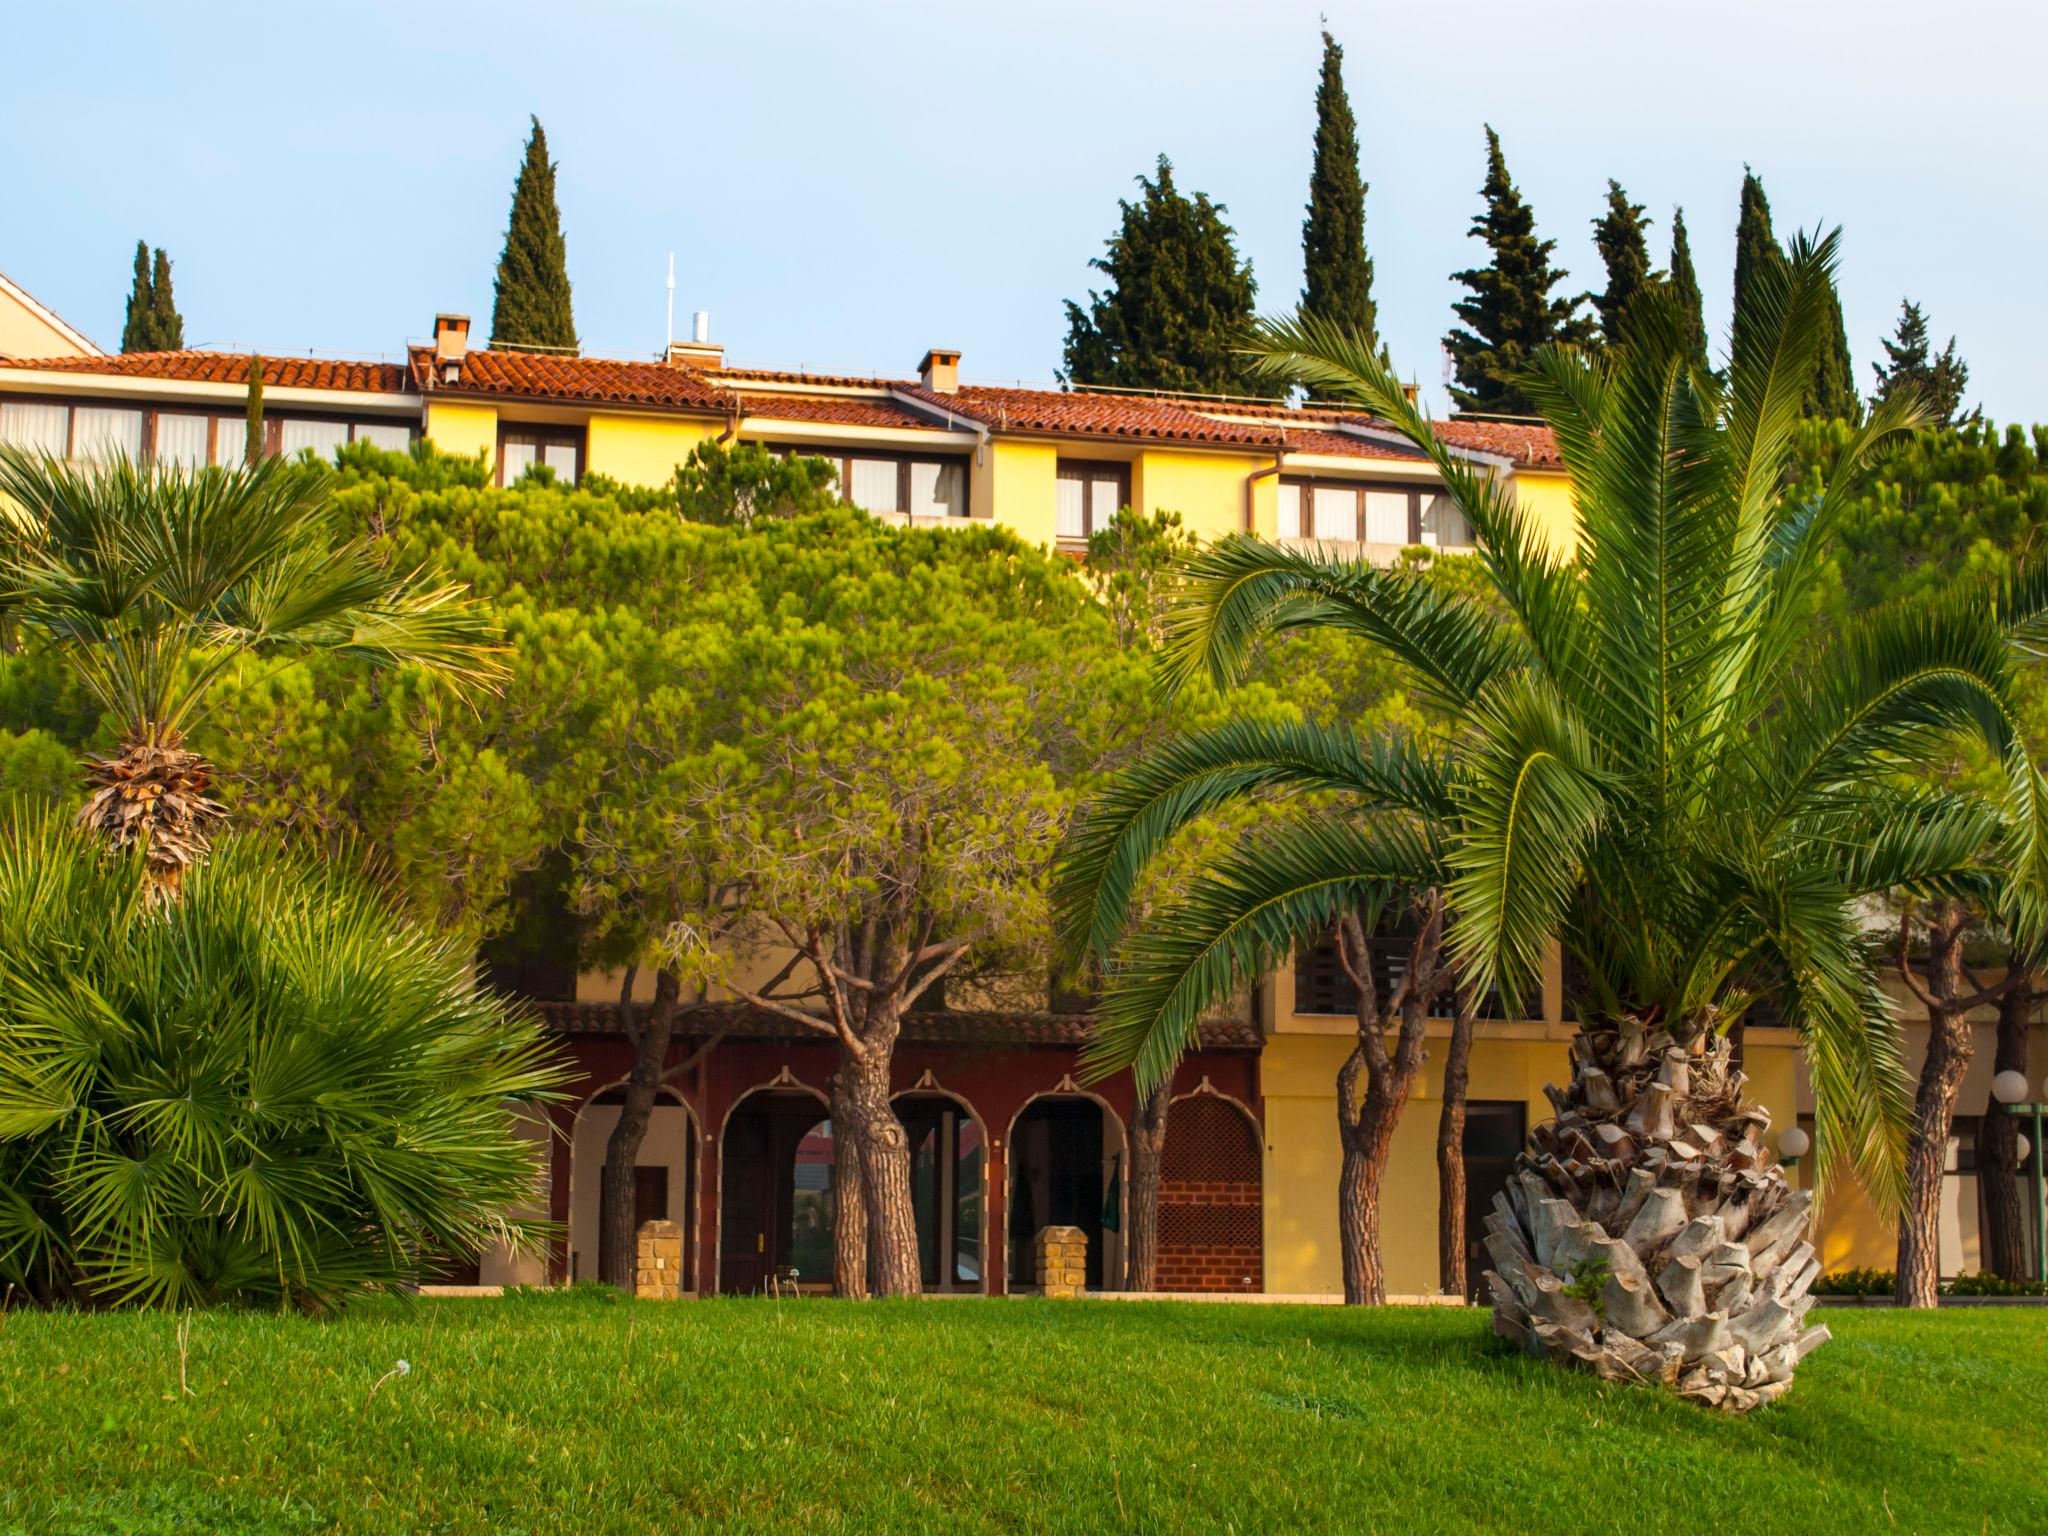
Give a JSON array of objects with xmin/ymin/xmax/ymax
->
[{"xmin": 8, "ymin": 0, "xmax": 2043, "ymax": 419}]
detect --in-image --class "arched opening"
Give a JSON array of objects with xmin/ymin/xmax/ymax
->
[
  {"xmin": 1006, "ymin": 1094, "xmax": 1126, "ymax": 1291},
  {"xmin": 569, "ymin": 1084, "xmax": 698, "ymax": 1288},
  {"xmin": 1158, "ymin": 1091, "xmax": 1263, "ymax": 1293},
  {"xmin": 718, "ymin": 1088, "xmax": 834, "ymax": 1295},
  {"xmin": 894, "ymin": 1091, "xmax": 986, "ymax": 1293}
]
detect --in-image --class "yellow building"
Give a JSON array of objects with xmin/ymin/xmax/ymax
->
[{"xmin": 1, "ymin": 303, "xmax": 2036, "ymax": 1296}]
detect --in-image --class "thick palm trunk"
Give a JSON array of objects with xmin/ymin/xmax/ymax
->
[
  {"xmin": 1484, "ymin": 1020, "xmax": 1828, "ymax": 1412},
  {"xmin": 828, "ymin": 1066, "xmax": 870, "ymax": 1298},
  {"xmin": 1436, "ymin": 989, "xmax": 1477, "ymax": 1297},
  {"xmin": 597, "ymin": 968, "xmax": 680, "ymax": 1290},
  {"xmin": 840, "ymin": 1038, "xmax": 921, "ymax": 1297},
  {"xmin": 1123, "ymin": 1078, "xmax": 1169, "ymax": 1291},
  {"xmin": 80, "ymin": 735, "xmax": 226, "ymax": 898},
  {"xmin": 1979, "ymin": 980, "xmax": 2035, "ymax": 1282}
]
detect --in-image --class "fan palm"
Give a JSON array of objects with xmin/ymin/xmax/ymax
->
[
  {"xmin": 0, "ymin": 816, "xmax": 568, "ymax": 1308},
  {"xmin": 1057, "ymin": 232, "xmax": 2048, "ymax": 1408},
  {"xmin": 0, "ymin": 449, "xmax": 499, "ymax": 893}
]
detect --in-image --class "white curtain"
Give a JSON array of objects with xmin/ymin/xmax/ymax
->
[
  {"xmin": 0, "ymin": 400, "xmax": 69, "ymax": 455},
  {"xmin": 847, "ymin": 457, "xmax": 898, "ymax": 512},
  {"xmin": 1421, "ymin": 492, "xmax": 1473, "ymax": 549},
  {"xmin": 355, "ymin": 421, "xmax": 412, "ymax": 454},
  {"xmin": 1365, "ymin": 490, "xmax": 1410, "ymax": 545},
  {"xmin": 154, "ymin": 413, "xmax": 209, "ymax": 470},
  {"xmin": 499, "ymin": 439, "xmax": 539, "ymax": 484},
  {"xmin": 213, "ymin": 417, "xmax": 249, "ymax": 465},
  {"xmin": 1275, "ymin": 482, "xmax": 1303, "ymax": 539},
  {"xmin": 910, "ymin": 461, "xmax": 964, "ymax": 518},
  {"xmin": 1312, "ymin": 485, "xmax": 1356, "ymax": 541},
  {"xmin": 72, "ymin": 407, "xmax": 144, "ymax": 463},
  {"xmin": 279, "ymin": 419, "xmax": 348, "ymax": 461},
  {"xmin": 540, "ymin": 440, "xmax": 579, "ymax": 486},
  {"xmin": 1056, "ymin": 476, "xmax": 1086, "ymax": 539}
]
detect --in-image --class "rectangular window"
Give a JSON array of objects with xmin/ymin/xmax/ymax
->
[
  {"xmin": 541, "ymin": 439, "xmax": 578, "ymax": 484},
  {"xmin": 354, "ymin": 421, "xmax": 413, "ymax": 454},
  {"xmin": 213, "ymin": 417, "xmax": 250, "ymax": 467},
  {"xmin": 1276, "ymin": 480, "xmax": 1303, "ymax": 539},
  {"xmin": 1312, "ymin": 484, "xmax": 1357, "ymax": 541},
  {"xmin": 279, "ymin": 419, "xmax": 349, "ymax": 461},
  {"xmin": 72, "ymin": 406, "xmax": 144, "ymax": 462},
  {"xmin": 0, "ymin": 400, "xmax": 70, "ymax": 455},
  {"xmin": 1364, "ymin": 489, "xmax": 1411, "ymax": 545},
  {"xmin": 154, "ymin": 413, "xmax": 210, "ymax": 470},
  {"xmin": 498, "ymin": 428, "xmax": 583, "ymax": 487},
  {"xmin": 1055, "ymin": 460, "xmax": 1130, "ymax": 543},
  {"xmin": 909, "ymin": 460, "xmax": 964, "ymax": 518},
  {"xmin": 1421, "ymin": 492, "xmax": 1472, "ymax": 549},
  {"xmin": 847, "ymin": 456, "xmax": 901, "ymax": 513}
]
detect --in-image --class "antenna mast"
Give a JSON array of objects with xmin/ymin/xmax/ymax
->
[{"xmin": 665, "ymin": 253, "xmax": 676, "ymax": 356}]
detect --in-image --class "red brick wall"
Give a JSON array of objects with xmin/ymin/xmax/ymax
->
[{"xmin": 1157, "ymin": 1097, "xmax": 1263, "ymax": 1293}]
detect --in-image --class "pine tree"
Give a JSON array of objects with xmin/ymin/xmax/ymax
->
[
  {"xmin": 490, "ymin": 117, "xmax": 578, "ymax": 353},
  {"xmin": 1733, "ymin": 169, "xmax": 1857, "ymax": 419},
  {"xmin": 149, "ymin": 247, "xmax": 184, "ymax": 351},
  {"xmin": 1300, "ymin": 30, "xmax": 1375, "ymax": 354},
  {"xmin": 1062, "ymin": 154, "xmax": 1275, "ymax": 397},
  {"xmin": 1873, "ymin": 299, "xmax": 1971, "ymax": 427},
  {"xmin": 1590, "ymin": 179, "xmax": 1655, "ymax": 350},
  {"xmin": 1443, "ymin": 127, "xmax": 1589, "ymax": 415},
  {"xmin": 121, "ymin": 241, "xmax": 157, "ymax": 354},
  {"xmin": 1667, "ymin": 206, "xmax": 1710, "ymax": 371}
]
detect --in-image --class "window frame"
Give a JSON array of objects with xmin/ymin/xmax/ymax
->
[
  {"xmin": 0, "ymin": 392, "xmax": 417, "ymax": 467},
  {"xmin": 763, "ymin": 443, "xmax": 972, "ymax": 519},
  {"xmin": 495, "ymin": 423, "xmax": 588, "ymax": 487},
  {"xmin": 1276, "ymin": 474, "xmax": 1475, "ymax": 550},
  {"xmin": 1054, "ymin": 458, "xmax": 1132, "ymax": 546}
]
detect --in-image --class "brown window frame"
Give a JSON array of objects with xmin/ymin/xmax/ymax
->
[
  {"xmin": 1054, "ymin": 458, "xmax": 1132, "ymax": 545},
  {"xmin": 496, "ymin": 423, "xmax": 588, "ymax": 487},
  {"xmin": 1276, "ymin": 475, "xmax": 1478, "ymax": 550},
  {"xmin": 763, "ymin": 443, "xmax": 971, "ymax": 518},
  {"xmin": 0, "ymin": 392, "xmax": 415, "ymax": 467}
]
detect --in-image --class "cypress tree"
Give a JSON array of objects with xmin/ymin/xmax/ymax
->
[
  {"xmin": 149, "ymin": 247, "xmax": 184, "ymax": 351},
  {"xmin": 244, "ymin": 356, "xmax": 265, "ymax": 466},
  {"xmin": 1731, "ymin": 168, "xmax": 1784, "ymax": 360},
  {"xmin": 1590, "ymin": 179, "xmax": 1655, "ymax": 351},
  {"xmin": 490, "ymin": 116, "xmax": 578, "ymax": 353},
  {"xmin": 1667, "ymin": 206, "xmax": 1710, "ymax": 371},
  {"xmin": 1810, "ymin": 274, "xmax": 1859, "ymax": 421},
  {"xmin": 1873, "ymin": 299, "xmax": 1971, "ymax": 427},
  {"xmin": 1300, "ymin": 30, "xmax": 1375, "ymax": 351},
  {"xmin": 1061, "ymin": 154, "xmax": 1275, "ymax": 397},
  {"xmin": 121, "ymin": 241, "xmax": 157, "ymax": 354},
  {"xmin": 1443, "ymin": 126, "xmax": 1588, "ymax": 415}
]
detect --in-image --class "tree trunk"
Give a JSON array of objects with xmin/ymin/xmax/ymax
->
[
  {"xmin": 597, "ymin": 968, "xmax": 681, "ymax": 1291},
  {"xmin": 1484, "ymin": 1020, "xmax": 1827, "ymax": 1412},
  {"xmin": 1123, "ymin": 1078, "xmax": 1170, "ymax": 1292},
  {"xmin": 828, "ymin": 1064, "xmax": 870, "ymax": 1299},
  {"xmin": 1436, "ymin": 986, "xmax": 1477, "ymax": 1297},
  {"xmin": 1980, "ymin": 979, "xmax": 2035, "ymax": 1282},
  {"xmin": 1897, "ymin": 909, "xmax": 1974, "ymax": 1309},
  {"xmin": 839, "ymin": 1035, "xmax": 921, "ymax": 1297}
]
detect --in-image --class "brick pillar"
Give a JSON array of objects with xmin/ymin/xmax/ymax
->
[
  {"xmin": 1033, "ymin": 1225, "xmax": 1087, "ymax": 1298},
  {"xmin": 635, "ymin": 1219, "xmax": 683, "ymax": 1300}
]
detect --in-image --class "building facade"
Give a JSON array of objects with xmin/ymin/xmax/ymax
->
[{"xmin": 3, "ymin": 310, "xmax": 2040, "ymax": 1295}]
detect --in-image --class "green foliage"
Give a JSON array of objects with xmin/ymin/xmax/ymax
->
[
  {"xmin": 119, "ymin": 241, "xmax": 183, "ymax": 354},
  {"xmin": 1083, "ymin": 506, "xmax": 1197, "ymax": 648},
  {"xmin": 0, "ymin": 818, "xmax": 567, "ymax": 1308},
  {"xmin": 1444, "ymin": 127, "xmax": 1590, "ymax": 416},
  {"xmin": 1872, "ymin": 299, "xmax": 1972, "ymax": 428},
  {"xmin": 244, "ymin": 356, "xmax": 264, "ymax": 467},
  {"xmin": 1062, "ymin": 155, "xmax": 1278, "ymax": 398},
  {"xmin": 1811, "ymin": 1267, "xmax": 2048, "ymax": 1297},
  {"xmin": 1300, "ymin": 30, "xmax": 1375, "ymax": 368},
  {"xmin": 490, "ymin": 116, "xmax": 577, "ymax": 353},
  {"xmin": 1667, "ymin": 207, "xmax": 1710, "ymax": 373},
  {"xmin": 673, "ymin": 438, "xmax": 842, "ymax": 526},
  {"xmin": 0, "ymin": 727, "xmax": 74, "ymax": 810},
  {"xmin": 1590, "ymin": 180, "xmax": 1655, "ymax": 351},
  {"xmin": 1733, "ymin": 170, "xmax": 1856, "ymax": 420},
  {"xmin": 1562, "ymin": 1255, "xmax": 1612, "ymax": 1317}
]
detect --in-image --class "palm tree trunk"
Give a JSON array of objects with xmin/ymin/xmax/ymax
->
[
  {"xmin": 80, "ymin": 733, "xmax": 226, "ymax": 899},
  {"xmin": 1123, "ymin": 1078, "xmax": 1170, "ymax": 1291},
  {"xmin": 1484, "ymin": 1018, "xmax": 1827, "ymax": 1411},
  {"xmin": 1980, "ymin": 978, "xmax": 2035, "ymax": 1282},
  {"xmin": 597, "ymin": 967, "xmax": 681, "ymax": 1290},
  {"xmin": 1436, "ymin": 983, "xmax": 1477, "ymax": 1297}
]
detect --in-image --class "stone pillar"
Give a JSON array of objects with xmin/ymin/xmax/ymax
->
[
  {"xmin": 635, "ymin": 1219, "xmax": 683, "ymax": 1300},
  {"xmin": 1034, "ymin": 1225, "xmax": 1087, "ymax": 1298}
]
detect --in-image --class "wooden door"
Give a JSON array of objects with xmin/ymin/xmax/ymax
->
[
  {"xmin": 1462, "ymin": 1101, "xmax": 1527, "ymax": 1300},
  {"xmin": 720, "ymin": 1111, "xmax": 773, "ymax": 1294}
]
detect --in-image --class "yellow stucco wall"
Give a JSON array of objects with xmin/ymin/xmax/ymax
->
[
  {"xmin": 1513, "ymin": 470, "xmax": 1578, "ymax": 560},
  {"xmin": 978, "ymin": 438, "xmax": 1060, "ymax": 545},
  {"xmin": 586, "ymin": 413, "xmax": 720, "ymax": 489},
  {"xmin": 0, "ymin": 288, "xmax": 93, "ymax": 359},
  {"xmin": 1133, "ymin": 448, "xmax": 1267, "ymax": 543},
  {"xmin": 424, "ymin": 401, "xmax": 499, "ymax": 471}
]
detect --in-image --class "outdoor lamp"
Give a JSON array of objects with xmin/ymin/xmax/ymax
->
[
  {"xmin": 1778, "ymin": 1126, "xmax": 1811, "ymax": 1164},
  {"xmin": 1992, "ymin": 1069, "xmax": 2030, "ymax": 1105},
  {"xmin": 2018, "ymin": 1134, "xmax": 2032, "ymax": 1164},
  {"xmin": 1991, "ymin": 1073, "xmax": 2048, "ymax": 1284}
]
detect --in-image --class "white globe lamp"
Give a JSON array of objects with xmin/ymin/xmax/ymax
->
[
  {"xmin": 1992, "ymin": 1069, "xmax": 2031, "ymax": 1106},
  {"xmin": 1778, "ymin": 1126, "xmax": 1811, "ymax": 1161}
]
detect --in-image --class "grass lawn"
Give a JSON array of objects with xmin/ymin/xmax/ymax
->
[{"xmin": 2, "ymin": 1292, "xmax": 2043, "ymax": 1535}]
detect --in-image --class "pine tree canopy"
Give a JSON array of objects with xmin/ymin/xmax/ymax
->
[
  {"xmin": 490, "ymin": 116, "xmax": 578, "ymax": 353},
  {"xmin": 1061, "ymin": 154, "xmax": 1277, "ymax": 398},
  {"xmin": 1300, "ymin": 29, "xmax": 1374, "ymax": 347},
  {"xmin": 1590, "ymin": 179, "xmax": 1656, "ymax": 350},
  {"xmin": 1443, "ymin": 126, "xmax": 1588, "ymax": 416},
  {"xmin": 1667, "ymin": 206, "xmax": 1711, "ymax": 371},
  {"xmin": 149, "ymin": 247, "xmax": 184, "ymax": 352},
  {"xmin": 1872, "ymin": 298, "xmax": 1971, "ymax": 428}
]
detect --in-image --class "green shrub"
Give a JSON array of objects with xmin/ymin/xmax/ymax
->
[
  {"xmin": 0, "ymin": 817, "xmax": 568, "ymax": 1309},
  {"xmin": 1811, "ymin": 1267, "xmax": 2048, "ymax": 1298},
  {"xmin": 1945, "ymin": 1270, "xmax": 2048, "ymax": 1297}
]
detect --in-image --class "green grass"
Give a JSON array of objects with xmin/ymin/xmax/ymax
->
[{"xmin": 2, "ymin": 1292, "xmax": 2042, "ymax": 1534}]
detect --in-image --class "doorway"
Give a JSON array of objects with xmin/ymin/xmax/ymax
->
[
  {"xmin": 1007, "ymin": 1097, "xmax": 1121, "ymax": 1290},
  {"xmin": 1462, "ymin": 1100, "xmax": 1527, "ymax": 1300},
  {"xmin": 718, "ymin": 1091, "xmax": 835, "ymax": 1294},
  {"xmin": 898, "ymin": 1095, "xmax": 985, "ymax": 1292}
]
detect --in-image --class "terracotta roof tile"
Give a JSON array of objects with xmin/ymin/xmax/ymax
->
[
  {"xmin": 712, "ymin": 366, "xmax": 917, "ymax": 390},
  {"xmin": 900, "ymin": 384, "xmax": 1287, "ymax": 448},
  {"xmin": 1277, "ymin": 425, "xmax": 1433, "ymax": 460},
  {"xmin": 7, "ymin": 350, "xmax": 410, "ymax": 393},
  {"xmin": 529, "ymin": 999, "xmax": 1261, "ymax": 1051},
  {"xmin": 411, "ymin": 346, "xmax": 731, "ymax": 413},
  {"xmin": 740, "ymin": 392, "xmax": 942, "ymax": 431},
  {"xmin": 1429, "ymin": 417, "xmax": 1563, "ymax": 470}
]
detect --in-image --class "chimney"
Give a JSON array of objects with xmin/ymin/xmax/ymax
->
[
  {"xmin": 665, "ymin": 310, "xmax": 724, "ymax": 371},
  {"xmin": 919, "ymin": 348, "xmax": 960, "ymax": 394},
  {"xmin": 432, "ymin": 313, "xmax": 471, "ymax": 384},
  {"xmin": 1401, "ymin": 380, "xmax": 1420, "ymax": 405}
]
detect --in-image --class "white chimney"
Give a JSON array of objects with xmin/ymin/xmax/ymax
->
[
  {"xmin": 666, "ymin": 310, "xmax": 723, "ymax": 370},
  {"xmin": 919, "ymin": 348, "xmax": 961, "ymax": 394}
]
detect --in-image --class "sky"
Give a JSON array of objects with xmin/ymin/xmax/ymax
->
[{"xmin": 7, "ymin": 0, "xmax": 2045, "ymax": 419}]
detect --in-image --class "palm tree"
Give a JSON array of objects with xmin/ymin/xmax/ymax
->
[
  {"xmin": 0, "ymin": 450, "xmax": 499, "ymax": 894},
  {"xmin": 1058, "ymin": 232, "xmax": 2048, "ymax": 1409}
]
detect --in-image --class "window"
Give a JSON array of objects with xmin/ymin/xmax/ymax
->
[
  {"xmin": 1055, "ymin": 459, "xmax": 1130, "ymax": 542},
  {"xmin": 900, "ymin": 1097, "xmax": 983, "ymax": 1290},
  {"xmin": 909, "ymin": 460, "xmax": 964, "ymax": 518},
  {"xmin": 279, "ymin": 419, "xmax": 349, "ymax": 460},
  {"xmin": 354, "ymin": 421, "xmax": 413, "ymax": 454},
  {"xmin": 1420, "ymin": 492, "xmax": 1473, "ymax": 548},
  {"xmin": 1364, "ymin": 490, "xmax": 1410, "ymax": 545},
  {"xmin": 0, "ymin": 400, "xmax": 70, "ymax": 455},
  {"xmin": 1312, "ymin": 484, "xmax": 1357, "ymax": 541},
  {"xmin": 847, "ymin": 456, "xmax": 900, "ymax": 512},
  {"xmin": 1276, "ymin": 481, "xmax": 1303, "ymax": 539},
  {"xmin": 498, "ymin": 427, "xmax": 583, "ymax": 487},
  {"xmin": 1275, "ymin": 476, "xmax": 1477, "ymax": 552},
  {"xmin": 765, "ymin": 446, "xmax": 970, "ymax": 520},
  {"xmin": 0, "ymin": 397, "xmax": 414, "ymax": 468},
  {"xmin": 71, "ymin": 407, "xmax": 144, "ymax": 463},
  {"xmin": 154, "ymin": 413, "xmax": 210, "ymax": 470}
]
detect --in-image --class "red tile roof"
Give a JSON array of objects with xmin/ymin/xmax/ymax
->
[
  {"xmin": 409, "ymin": 346, "xmax": 732, "ymax": 413},
  {"xmin": 1276, "ymin": 425, "xmax": 1433, "ymax": 460},
  {"xmin": 713, "ymin": 366, "xmax": 916, "ymax": 390},
  {"xmin": 738, "ymin": 392, "xmax": 940, "ymax": 431},
  {"xmin": 900, "ymin": 384, "xmax": 1287, "ymax": 448},
  {"xmin": 1429, "ymin": 417, "xmax": 1563, "ymax": 470},
  {"xmin": 530, "ymin": 999, "xmax": 1261, "ymax": 1051},
  {"xmin": 6, "ymin": 350, "xmax": 410, "ymax": 393}
]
